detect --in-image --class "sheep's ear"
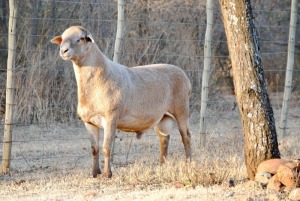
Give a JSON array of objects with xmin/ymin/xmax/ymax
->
[
  {"xmin": 50, "ymin": 36, "xmax": 62, "ymax": 45},
  {"xmin": 86, "ymin": 34, "xmax": 94, "ymax": 43},
  {"xmin": 78, "ymin": 26, "xmax": 94, "ymax": 43}
]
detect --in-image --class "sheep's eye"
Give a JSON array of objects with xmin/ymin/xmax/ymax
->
[{"xmin": 77, "ymin": 38, "xmax": 84, "ymax": 42}]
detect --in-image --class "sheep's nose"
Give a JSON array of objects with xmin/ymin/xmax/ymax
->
[{"xmin": 61, "ymin": 47, "xmax": 68, "ymax": 53}]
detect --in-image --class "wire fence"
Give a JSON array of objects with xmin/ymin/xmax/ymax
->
[{"xmin": 0, "ymin": 0, "xmax": 299, "ymax": 173}]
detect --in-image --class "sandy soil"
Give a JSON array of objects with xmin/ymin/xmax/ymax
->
[{"xmin": 0, "ymin": 96, "xmax": 299, "ymax": 200}]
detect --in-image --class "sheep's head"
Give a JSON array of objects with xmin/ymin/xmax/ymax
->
[{"xmin": 50, "ymin": 26, "xmax": 95, "ymax": 62}]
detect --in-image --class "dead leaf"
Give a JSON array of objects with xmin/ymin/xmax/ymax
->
[{"xmin": 174, "ymin": 181, "xmax": 184, "ymax": 188}]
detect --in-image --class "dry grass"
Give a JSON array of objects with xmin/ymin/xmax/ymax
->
[
  {"xmin": 0, "ymin": 112, "xmax": 299, "ymax": 200},
  {"xmin": 0, "ymin": 147, "xmax": 292, "ymax": 201},
  {"xmin": 111, "ymin": 154, "xmax": 246, "ymax": 188},
  {"xmin": 0, "ymin": 152, "xmax": 248, "ymax": 201}
]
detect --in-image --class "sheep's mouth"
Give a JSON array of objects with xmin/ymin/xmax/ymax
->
[{"xmin": 61, "ymin": 53, "xmax": 72, "ymax": 60}]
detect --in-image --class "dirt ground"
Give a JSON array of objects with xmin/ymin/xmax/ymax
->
[
  {"xmin": 0, "ymin": 95, "xmax": 299, "ymax": 200},
  {"xmin": 0, "ymin": 170, "xmax": 289, "ymax": 201}
]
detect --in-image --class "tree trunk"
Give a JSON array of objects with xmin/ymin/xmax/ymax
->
[{"xmin": 219, "ymin": 0, "xmax": 280, "ymax": 180}]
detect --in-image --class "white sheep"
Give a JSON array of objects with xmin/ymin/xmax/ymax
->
[{"xmin": 50, "ymin": 26, "xmax": 192, "ymax": 178}]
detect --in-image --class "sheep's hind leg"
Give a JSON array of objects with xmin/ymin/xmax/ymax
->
[
  {"xmin": 85, "ymin": 122, "xmax": 101, "ymax": 178},
  {"xmin": 154, "ymin": 115, "xmax": 173, "ymax": 164},
  {"xmin": 174, "ymin": 114, "xmax": 192, "ymax": 161}
]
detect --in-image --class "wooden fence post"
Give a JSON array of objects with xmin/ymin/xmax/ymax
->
[
  {"xmin": 279, "ymin": 0, "xmax": 298, "ymax": 139},
  {"xmin": 1, "ymin": 0, "xmax": 17, "ymax": 173},
  {"xmin": 200, "ymin": 0, "xmax": 214, "ymax": 148},
  {"xmin": 111, "ymin": 0, "xmax": 125, "ymax": 162},
  {"xmin": 113, "ymin": 0, "xmax": 125, "ymax": 63}
]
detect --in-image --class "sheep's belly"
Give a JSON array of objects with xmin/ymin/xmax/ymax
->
[
  {"xmin": 88, "ymin": 114, "xmax": 164, "ymax": 133},
  {"xmin": 117, "ymin": 115, "xmax": 162, "ymax": 133}
]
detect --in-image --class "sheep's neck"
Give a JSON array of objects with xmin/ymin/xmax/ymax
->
[
  {"xmin": 72, "ymin": 47, "xmax": 111, "ymax": 117},
  {"xmin": 72, "ymin": 44, "xmax": 106, "ymax": 67},
  {"xmin": 72, "ymin": 44, "xmax": 108, "ymax": 82}
]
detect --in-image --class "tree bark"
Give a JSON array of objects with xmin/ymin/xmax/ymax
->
[{"xmin": 219, "ymin": 0, "xmax": 280, "ymax": 180}]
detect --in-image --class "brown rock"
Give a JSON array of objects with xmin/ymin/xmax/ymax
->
[
  {"xmin": 289, "ymin": 188, "xmax": 300, "ymax": 201},
  {"xmin": 267, "ymin": 175, "xmax": 283, "ymax": 192},
  {"xmin": 284, "ymin": 161, "xmax": 300, "ymax": 172},
  {"xmin": 277, "ymin": 164, "xmax": 297, "ymax": 188},
  {"xmin": 256, "ymin": 159, "xmax": 288, "ymax": 175}
]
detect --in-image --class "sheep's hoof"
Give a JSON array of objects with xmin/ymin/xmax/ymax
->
[
  {"xmin": 92, "ymin": 169, "xmax": 101, "ymax": 178},
  {"xmin": 136, "ymin": 131, "xmax": 144, "ymax": 139},
  {"xmin": 102, "ymin": 171, "xmax": 112, "ymax": 178}
]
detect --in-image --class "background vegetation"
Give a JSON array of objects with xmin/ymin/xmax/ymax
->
[{"xmin": 0, "ymin": 0, "xmax": 299, "ymax": 124}]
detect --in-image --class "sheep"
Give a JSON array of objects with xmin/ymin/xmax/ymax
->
[{"xmin": 50, "ymin": 26, "xmax": 192, "ymax": 178}]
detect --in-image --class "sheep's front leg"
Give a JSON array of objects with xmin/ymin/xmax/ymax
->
[
  {"xmin": 85, "ymin": 122, "xmax": 101, "ymax": 178},
  {"xmin": 102, "ymin": 119, "xmax": 117, "ymax": 178}
]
